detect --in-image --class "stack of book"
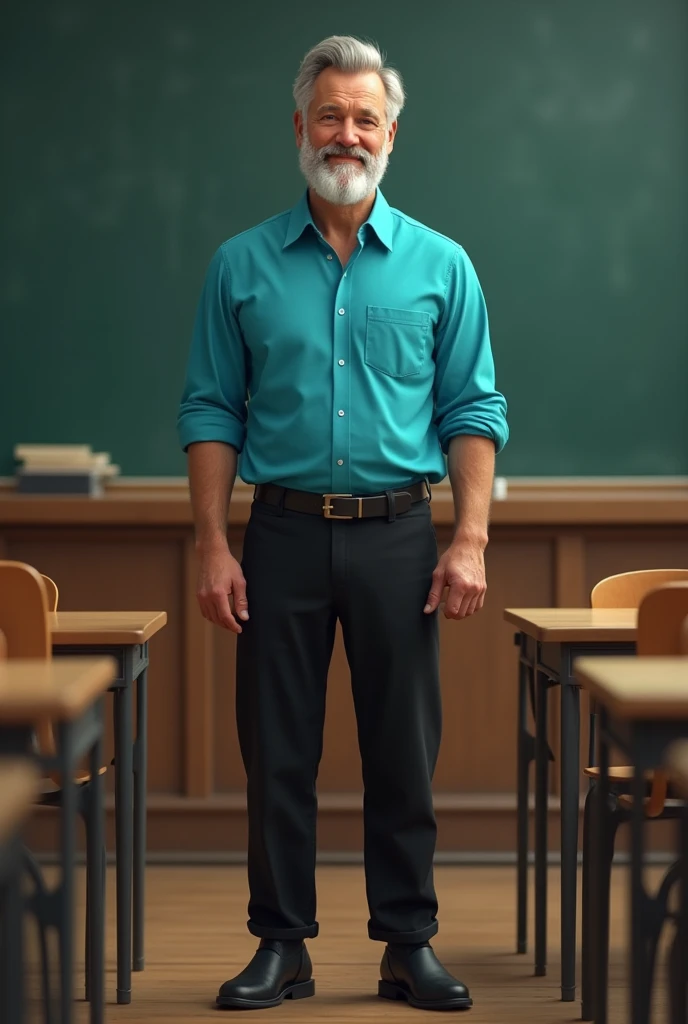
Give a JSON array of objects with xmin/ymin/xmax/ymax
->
[{"xmin": 14, "ymin": 445, "xmax": 120, "ymax": 496}]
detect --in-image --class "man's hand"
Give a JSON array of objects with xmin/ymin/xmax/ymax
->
[
  {"xmin": 196, "ymin": 542, "xmax": 249, "ymax": 633},
  {"xmin": 423, "ymin": 538, "xmax": 487, "ymax": 620}
]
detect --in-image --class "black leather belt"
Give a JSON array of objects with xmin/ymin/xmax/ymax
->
[{"xmin": 254, "ymin": 481, "xmax": 429, "ymax": 519}]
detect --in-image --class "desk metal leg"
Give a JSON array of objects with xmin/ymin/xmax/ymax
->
[
  {"xmin": 535, "ymin": 669, "xmax": 549, "ymax": 977},
  {"xmin": 593, "ymin": 712, "xmax": 610, "ymax": 1024},
  {"xmin": 114, "ymin": 682, "xmax": 133, "ymax": 1004},
  {"xmin": 133, "ymin": 665, "xmax": 148, "ymax": 972},
  {"xmin": 87, "ymin": 706, "xmax": 105, "ymax": 1024},
  {"xmin": 516, "ymin": 653, "xmax": 531, "ymax": 954},
  {"xmin": 581, "ymin": 783, "xmax": 595, "ymax": 1021},
  {"xmin": 560, "ymin": 680, "xmax": 580, "ymax": 1002},
  {"xmin": 630, "ymin": 765, "xmax": 649, "ymax": 1024},
  {"xmin": 0, "ymin": 837, "xmax": 24, "ymax": 1024},
  {"xmin": 669, "ymin": 811, "xmax": 688, "ymax": 1024},
  {"xmin": 58, "ymin": 724, "xmax": 76, "ymax": 1024}
]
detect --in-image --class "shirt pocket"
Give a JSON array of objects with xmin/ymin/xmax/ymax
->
[{"xmin": 365, "ymin": 306, "xmax": 431, "ymax": 379}]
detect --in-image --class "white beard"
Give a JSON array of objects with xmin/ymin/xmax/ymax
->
[{"xmin": 299, "ymin": 134, "xmax": 389, "ymax": 206}]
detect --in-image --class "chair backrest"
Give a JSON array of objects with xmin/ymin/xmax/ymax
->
[
  {"xmin": 40, "ymin": 575, "xmax": 59, "ymax": 612},
  {"xmin": 591, "ymin": 569, "xmax": 688, "ymax": 609},
  {"xmin": 0, "ymin": 628, "xmax": 6, "ymax": 660},
  {"xmin": 637, "ymin": 583, "xmax": 688, "ymax": 655},
  {"xmin": 636, "ymin": 586, "xmax": 688, "ymax": 816},
  {"xmin": 0, "ymin": 562, "xmax": 54, "ymax": 757},
  {"xmin": 0, "ymin": 562, "xmax": 51, "ymax": 657}
]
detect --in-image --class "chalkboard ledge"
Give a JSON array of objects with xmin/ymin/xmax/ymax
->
[{"xmin": 1, "ymin": 478, "xmax": 687, "ymax": 527}]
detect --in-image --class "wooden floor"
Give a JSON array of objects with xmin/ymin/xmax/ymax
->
[{"xmin": 29, "ymin": 864, "xmax": 671, "ymax": 1023}]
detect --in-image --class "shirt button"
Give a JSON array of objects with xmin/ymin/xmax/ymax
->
[
  {"xmin": 338, "ymin": 410, "xmax": 345, "ymax": 417},
  {"xmin": 338, "ymin": 359, "xmax": 345, "ymax": 366},
  {"xmin": 326, "ymin": 254, "xmax": 333, "ymax": 260},
  {"xmin": 337, "ymin": 459, "xmax": 344, "ymax": 466},
  {"xmin": 338, "ymin": 308, "xmax": 345, "ymax": 315}
]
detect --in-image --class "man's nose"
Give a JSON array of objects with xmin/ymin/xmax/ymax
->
[{"xmin": 336, "ymin": 118, "xmax": 360, "ymax": 148}]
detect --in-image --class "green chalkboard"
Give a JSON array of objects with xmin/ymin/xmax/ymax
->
[{"xmin": 2, "ymin": 0, "xmax": 687, "ymax": 477}]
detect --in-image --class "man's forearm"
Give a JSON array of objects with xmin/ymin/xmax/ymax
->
[
  {"xmin": 187, "ymin": 441, "xmax": 238, "ymax": 551},
  {"xmin": 446, "ymin": 435, "xmax": 495, "ymax": 547}
]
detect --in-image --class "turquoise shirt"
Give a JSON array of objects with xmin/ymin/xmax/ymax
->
[{"xmin": 177, "ymin": 190, "xmax": 508, "ymax": 494}]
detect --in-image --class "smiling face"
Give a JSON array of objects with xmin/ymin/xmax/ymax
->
[{"xmin": 295, "ymin": 67, "xmax": 397, "ymax": 206}]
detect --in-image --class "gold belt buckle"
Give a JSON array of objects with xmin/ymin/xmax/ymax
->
[{"xmin": 322, "ymin": 493, "xmax": 362, "ymax": 519}]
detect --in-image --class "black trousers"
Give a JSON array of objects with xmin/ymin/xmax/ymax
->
[{"xmin": 236, "ymin": 492, "xmax": 441, "ymax": 944}]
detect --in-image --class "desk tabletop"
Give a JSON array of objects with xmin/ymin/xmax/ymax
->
[
  {"xmin": 666, "ymin": 740, "xmax": 688, "ymax": 798},
  {"xmin": 0, "ymin": 657, "xmax": 117, "ymax": 721},
  {"xmin": 504, "ymin": 607, "xmax": 637, "ymax": 643},
  {"xmin": 0, "ymin": 760, "xmax": 38, "ymax": 842},
  {"xmin": 574, "ymin": 657, "xmax": 688, "ymax": 718},
  {"xmin": 50, "ymin": 611, "xmax": 167, "ymax": 645}
]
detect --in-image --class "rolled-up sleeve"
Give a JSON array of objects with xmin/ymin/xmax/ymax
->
[
  {"xmin": 433, "ymin": 248, "xmax": 508, "ymax": 454},
  {"xmin": 177, "ymin": 246, "xmax": 248, "ymax": 453}
]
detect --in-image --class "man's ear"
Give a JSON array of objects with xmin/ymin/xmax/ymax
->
[
  {"xmin": 387, "ymin": 118, "xmax": 398, "ymax": 155},
  {"xmin": 294, "ymin": 109, "xmax": 304, "ymax": 149}
]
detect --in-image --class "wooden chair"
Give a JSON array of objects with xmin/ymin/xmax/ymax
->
[
  {"xmin": 0, "ymin": 562, "xmax": 51, "ymax": 655},
  {"xmin": 616, "ymin": 585, "xmax": 688, "ymax": 816},
  {"xmin": 581, "ymin": 580, "xmax": 688, "ymax": 1019},
  {"xmin": 40, "ymin": 575, "xmax": 59, "ymax": 613},
  {"xmin": 590, "ymin": 568, "xmax": 688, "ymax": 609},
  {"xmin": 0, "ymin": 563, "xmax": 101, "ymax": 788},
  {"xmin": 0, "ymin": 562, "xmax": 55, "ymax": 765},
  {"xmin": 0, "ymin": 560, "xmax": 106, "ymax": 1003},
  {"xmin": 586, "ymin": 573, "xmax": 688, "ymax": 803}
]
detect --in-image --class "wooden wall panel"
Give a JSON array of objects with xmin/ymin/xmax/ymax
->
[
  {"xmin": 2, "ymin": 482, "xmax": 687, "ymax": 855},
  {"xmin": 22, "ymin": 799, "xmax": 677, "ymax": 856},
  {"xmin": 585, "ymin": 531, "xmax": 688, "ymax": 595},
  {"xmin": 434, "ymin": 534, "xmax": 553, "ymax": 792},
  {"xmin": 555, "ymin": 534, "xmax": 587, "ymax": 606},
  {"xmin": 2, "ymin": 529, "xmax": 185, "ymax": 794}
]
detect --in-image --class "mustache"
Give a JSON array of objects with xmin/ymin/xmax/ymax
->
[{"xmin": 318, "ymin": 144, "xmax": 369, "ymax": 167}]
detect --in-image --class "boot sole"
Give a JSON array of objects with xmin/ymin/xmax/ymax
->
[
  {"xmin": 378, "ymin": 979, "xmax": 473, "ymax": 1011},
  {"xmin": 216, "ymin": 979, "xmax": 315, "ymax": 1009}
]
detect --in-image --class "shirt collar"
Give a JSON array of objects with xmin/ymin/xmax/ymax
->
[{"xmin": 282, "ymin": 189, "xmax": 394, "ymax": 252}]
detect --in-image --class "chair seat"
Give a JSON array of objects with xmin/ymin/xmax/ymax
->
[
  {"xmin": 584, "ymin": 765, "xmax": 654, "ymax": 782},
  {"xmin": 37, "ymin": 765, "xmax": 108, "ymax": 799},
  {"xmin": 617, "ymin": 793, "xmax": 684, "ymax": 814}
]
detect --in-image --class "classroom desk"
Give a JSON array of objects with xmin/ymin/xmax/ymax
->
[
  {"xmin": 575, "ymin": 657, "xmax": 688, "ymax": 1024},
  {"xmin": 50, "ymin": 611, "xmax": 167, "ymax": 1005},
  {"xmin": 0, "ymin": 760, "xmax": 38, "ymax": 1024},
  {"xmin": 503, "ymin": 608, "xmax": 637, "ymax": 1002},
  {"xmin": 666, "ymin": 741, "xmax": 688, "ymax": 1024},
  {"xmin": 0, "ymin": 657, "xmax": 116, "ymax": 1024}
]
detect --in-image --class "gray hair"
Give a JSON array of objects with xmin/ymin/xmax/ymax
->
[{"xmin": 293, "ymin": 35, "xmax": 405, "ymax": 126}]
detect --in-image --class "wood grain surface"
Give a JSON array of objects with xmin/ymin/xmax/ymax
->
[{"xmin": 20, "ymin": 864, "xmax": 668, "ymax": 1024}]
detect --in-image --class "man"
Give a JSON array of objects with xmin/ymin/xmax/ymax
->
[{"xmin": 178, "ymin": 35, "xmax": 508, "ymax": 1012}]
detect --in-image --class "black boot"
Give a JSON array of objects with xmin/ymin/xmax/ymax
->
[
  {"xmin": 379, "ymin": 942, "xmax": 473, "ymax": 1011},
  {"xmin": 216, "ymin": 939, "xmax": 314, "ymax": 1009}
]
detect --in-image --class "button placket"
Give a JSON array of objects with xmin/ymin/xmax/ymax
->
[{"xmin": 332, "ymin": 258, "xmax": 354, "ymax": 493}]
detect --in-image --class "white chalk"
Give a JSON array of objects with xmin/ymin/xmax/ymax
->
[{"xmin": 492, "ymin": 477, "xmax": 508, "ymax": 501}]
